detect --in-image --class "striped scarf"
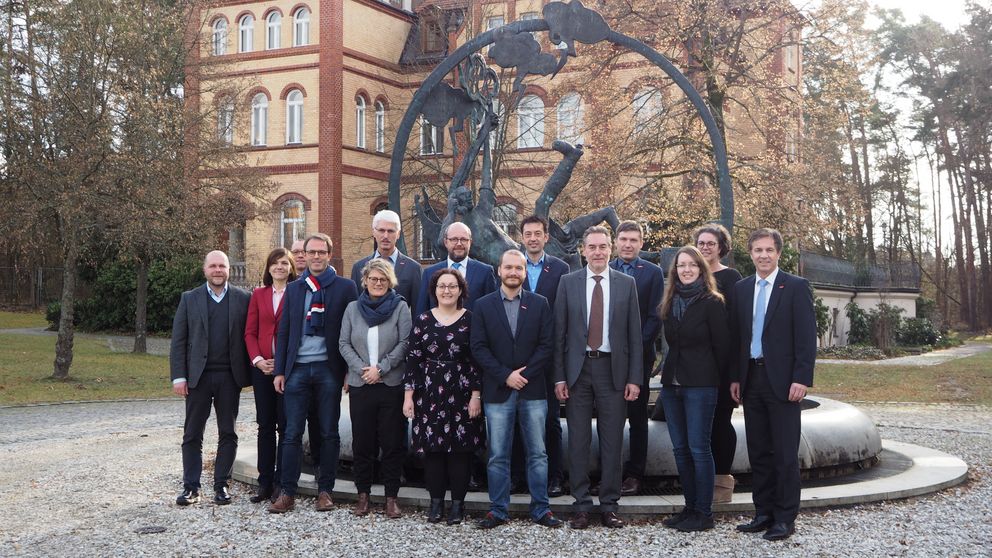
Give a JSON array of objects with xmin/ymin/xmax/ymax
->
[{"xmin": 304, "ymin": 268, "xmax": 337, "ymax": 336}]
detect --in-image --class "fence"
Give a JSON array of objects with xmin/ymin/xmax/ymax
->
[
  {"xmin": 0, "ymin": 266, "xmax": 64, "ymax": 308},
  {"xmin": 800, "ymin": 251, "xmax": 921, "ymax": 290}
]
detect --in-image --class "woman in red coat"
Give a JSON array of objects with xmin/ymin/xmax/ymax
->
[{"xmin": 244, "ymin": 247, "xmax": 297, "ymax": 503}]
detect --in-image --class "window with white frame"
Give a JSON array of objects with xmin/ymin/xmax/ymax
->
[
  {"xmin": 212, "ymin": 19, "xmax": 228, "ymax": 55},
  {"xmin": 280, "ymin": 200, "xmax": 306, "ymax": 248},
  {"xmin": 293, "ymin": 7, "xmax": 310, "ymax": 46},
  {"xmin": 632, "ymin": 87, "xmax": 663, "ymax": 136},
  {"xmin": 486, "ymin": 16, "xmax": 504, "ymax": 53},
  {"xmin": 517, "ymin": 94, "xmax": 544, "ymax": 149},
  {"xmin": 494, "ymin": 203, "xmax": 518, "ymax": 238},
  {"xmin": 420, "ymin": 117, "xmax": 443, "ymax": 155},
  {"xmin": 355, "ymin": 96, "xmax": 367, "ymax": 149},
  {"xmin": 286, "ymin": 90, "xmax": 303, "ymax": 144},
  {"xmin": 556, "ymin": 92, "xmax": 583, "ymax": 144},
  {"xmin": 266, "ymin": 12, "xmax": 281, "ymax": 49},
  {"xmin": 238, "ymin": 14, "xmax": 254, "ymax": 53},
  {"xmin": 250, "ymin": 93, "xmax": 268, "ymax": 146},
  {"xmin": 520, "ymin": 12, "xmax": 539, "ymax": 39},
  {"xmin": 217, "ymin": 100, "xmax": 234, "ymax": 144},
  {"xmin": 375, "ymin": 101, "xmax": 385, "ymax": 152}
]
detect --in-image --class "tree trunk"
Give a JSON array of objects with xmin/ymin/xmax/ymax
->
[
  {"xmin": 52, "ymin": 227, "xmax": 79, "ymax": 380},
  {"xmin": 133, "ymin": 258, "xmax": 149, "ymax": 354}
]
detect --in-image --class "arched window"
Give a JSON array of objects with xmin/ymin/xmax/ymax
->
[
  {"xmin": 632, "ymin": 87, "xmax": 663, "ymax": 136},
  {"xmin": 517, "ymin": 94, "xmax": 544, "ymax": 149},
  {"xmin": 420, "ymin": 116, "xmax": 443, "ymax": 155},
  {"xmin": 212, "ymin": 19, "xmax": 228, "ymax": 56},
  {"xmin": 217, "ymin": 100, "xmax": 234, "ymax": 144},
  {"xmin": 250, "ymin": 93, "xmax": 268, "ymax": 146},
  {"xmin": 293, "ymin": 7, "xmax": 310, "ymax": 46},
  {"xmin": 355, "ymin": 96, "xmax": 367, "ymax": 149},
  {"xmin": 238, "ymin": 14, "xmax": 254, "ymax": 53},
  {"xmin": 266, "ymin": 12, "xmax": 281, "ymax": 50},
  {"xmin": 494, "ymin": 203, "xmax": 518, "ymax": 238},
  {"xmin": 280, "ymin": 199, "xmax": 306, "ymax": 248},
  {"xmin": 556, "ymin": 92, "xmax": 583, "ymax": 144},
  {"xmin": 286, "ymin": 90, "xmax": 303, "ymax": 144},
  {"xmin": 374, "ymin": 101, "xmax": 386, "ymax": 152}
]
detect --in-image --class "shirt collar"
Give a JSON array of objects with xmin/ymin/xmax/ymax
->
[
  {"xmin": 205, "ymin": 282, "xmax": 229, "ymax": 302},
  {"xmin": 374, "ymin": 250, "xmax": 399, "ymax": 265},
  {"xmin": 500, "ymin": 287, "xmax": 521, "ymax": 301},
  {"xmin": 586, "ymin": 266, "xmax": 608, "ymax": 280},
  {"xmin": 526, "ymin": 253, "xmax": 546, "ymax": 267},
  {"xmin": 448, "ymin": 257, "xmax": 470, "ymax": 268},
  {"xmin": 757, "ymin": 267, "xmax": 780, "ymax": 287}
]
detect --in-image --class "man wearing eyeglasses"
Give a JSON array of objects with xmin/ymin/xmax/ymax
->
[
  {"xmin": 269, "ymin": 233, "xmax": 358, "ymax": 514},
  {"xmin": 415, "ymin": 222, "xmax": 496, "ymax": 314},
  {"xmin": 290, "ymin": 240, "xmax": 308, "ymax": 275},
  {"xmin": 351, "ymin": 209, "xmax": 422, "ymax": 308}
]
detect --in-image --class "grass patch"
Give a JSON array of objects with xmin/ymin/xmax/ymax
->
[
  {"xmin": 0, "ymin": 310, "xmax": 48, "ymax": 329},
  {"xmin": 0, "ymin": 333, "xmax": 170, "ymax": 405},
  {"xmin": 816, "ymin": 346, "xmax": 992, "ymax": 406}
]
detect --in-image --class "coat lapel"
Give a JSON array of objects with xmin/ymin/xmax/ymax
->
[
  {"xmin": 494, "ymin": 293, "xmax": 514, "ymax": 340},
  {"xmin": 762, "ymin": 272, "xmax": 787, "ymax": 330},
  {"xmin": 741, "ymin": 277, "xmax": 756, "ymax": 343},
  {"xmin": 574, "ymin": 272, "xmax": 588, "ymax": 335},
  {"xmin": 195, "ymin": 286, "xmax": 208, "ymax": 336}
]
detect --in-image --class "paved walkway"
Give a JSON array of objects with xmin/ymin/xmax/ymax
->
[
  {"xmin": 0, "ymin": 327, "xmax": 172, "ymax": 356},
  {"xmin": 818, "ymin": 341, "xmax": 992, "ymax": 366}
]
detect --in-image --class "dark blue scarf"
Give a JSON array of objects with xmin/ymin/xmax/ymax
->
[
  {"xmin": 358, "ymin": 289, "xmax": 402, "ymax": 327},
  {"xmin": 673, "ymin": 278, "xmax": 706, "ymax": 322},
  {"xmin": 303, "ymin": 268, "xmax": 337, "ymax": 336}
]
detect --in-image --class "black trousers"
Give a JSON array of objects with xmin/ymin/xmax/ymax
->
[
  {"xmin": 623, "ymin": 352, "xmax": 655, "ymax": 479},
  {"xmin": 711, "ymin": 382, "xmax": 738, "ymax": 474},
  {"xmin": 743, "ymin": 362, "xmax": 802, "ymax": 523},
  {"xmin": 423, "ymin": 451, "xmax": 472, "ymax": 501},
  {"xmin": 252, "ymin": 367, "xmax": 285, "ymax": 489},
  {"xmin": 348, "ymin": 383, "xmax": 405, "ymax": 497},
  {"xmin": 182, "ymin": 370, "xmax": 240, "ymax": 491}
]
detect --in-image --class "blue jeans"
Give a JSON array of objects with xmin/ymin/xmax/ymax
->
[
  {"xmin": 661, "ymin": 385, "xmax": 718, "ymax": 516},
  {"xmin": 485, "ymin": 392, "xmax": 550, "ymax": 520},
  {"xmin": 280, "ymin": 361, "xmax": 342, "ymax": 496}
]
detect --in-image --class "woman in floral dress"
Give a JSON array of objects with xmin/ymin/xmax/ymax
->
[{"xmin": 403, "ymin": 268, "xmax": 484, "ymax": 526}]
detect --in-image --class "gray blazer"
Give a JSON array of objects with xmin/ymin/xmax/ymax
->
[
  {"xmin": 339, "ymin": 300, "xmax": 412, "ymax": 387},
  {"xmin": 169, "ymin": 284, "xmax": 252, "ymax": 389},
  {"xmin": 553, "ymin": 268, "xmax": 643, "ymax": 391}
]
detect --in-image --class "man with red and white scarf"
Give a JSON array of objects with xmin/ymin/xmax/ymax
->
[{"xmin": 269, "ymin": 233, "xmax": 358, "ymax": 513}]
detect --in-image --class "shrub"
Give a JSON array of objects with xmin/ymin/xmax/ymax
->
[
  {"xmin": 846, "ymin": 302, "xmax": 870, "ymax": 345},
  {"xmin": 868, "ymin": 303, "xmax": 904, "ymax": 354},
  {"xmin": 813, "ymin": 292, "xmax": 830, "ymax": 340},
  {"xmin": 817, "ymin": 345, "xmax": 888, "ymax": 360},
  {"xmin": 898, "ymin": 317, "xmax": 942, "ymax": 346}
]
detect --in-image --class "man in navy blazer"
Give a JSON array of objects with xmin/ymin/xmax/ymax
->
[
  {"xmin": 350, "ymin": 209, "xmax": 421, "ymax": 307},
  {"xmin": 470, "ymin": 249, "xmax": 562, "ymax": 529},
  {"xmin": 415, "ymin": 222, "xmax": 496, "ymax": 315},
  {"xmin": 730, "ymin": 228, "xmax": 815, "ymax": 541},
  {"xmin": 609, "ymin": 220, "xmax": 664, "ymax": 496},
  {"xmin": 269, "ymin": 233, "xmax": 358, "ymax": 514}
]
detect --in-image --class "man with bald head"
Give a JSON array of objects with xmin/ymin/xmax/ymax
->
[
  {"xmin": 170, "ymin": 250, "xmax": 252, "ymax": 506},
  {"xmin": 415, "ymin": 222, "xmax": 496, "ymax": 314}
]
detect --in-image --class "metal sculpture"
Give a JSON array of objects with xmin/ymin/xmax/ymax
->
[{"xmin": 390, "ymin": 0, "xmax": 733, "ymax": 268}]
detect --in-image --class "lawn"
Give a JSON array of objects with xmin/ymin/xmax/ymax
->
[
  {"xmin": 815, "ymin": 345, "xmax": 992, "ymax": 406},
  {"xmin": 0, "ymin": 333, "xmax": 171, "ymax": 405},
  {"xmin": 0, "ymin": 310, "xmax": 48, "ymax": 329}
]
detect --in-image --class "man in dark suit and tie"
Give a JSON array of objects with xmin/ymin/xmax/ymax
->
[
  {"xmin": 609, "ymin": 220, "xmax": 664, "ymax": 496},
  {"xmin": 350, "ymin": 209, "xmax": 422, "ymax": 307},
  {"xmin": 471, "ymin": 249, "xmax": 563, "ymax": 529},
  {"xmin": 730, "ymin": 228, "xmax": 816, "ymax": 541},
  {"xmin": 415, "ymin": 222, "xmax": 496, "ymax": 314},
  {"xmin": 170, "ymin": 250, "xmax": 251, "ymax": 506},
  {"xmin": 268, "ymin": 233, "xmax": 359, "ymax": 514},
  {"xmin": 519, "ymin": 215, "xmax": 571, "ymax": 497},
  {"xmin": 553, "ymin": 226, "xmax": 643, "ymax": 529}
]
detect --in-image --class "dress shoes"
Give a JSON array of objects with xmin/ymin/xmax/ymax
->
[
  {"xmin": 385, "ymin": 497, "xmax": 402, "ymax": 519},
  {"xmin": 353, "ymin": 493, "xmax": 371, "ymax": 516},
  {"xmin": 315, "ymin": 491, "xmax": 334, "ymax": 512},
  {"xmin": 620, "ymin": 476, "xmax": 642, "ymax": 497},
  {"xmin": 548, "ymin": 477, "xmax": 564, "ymax": 498},
  {"xmin": 446, "ymin": 501, "xmax": 464, "ymax": 525},
  {"xmin": 601, "ymin": 511, "xmax": 625, "ymax": 528},
  {"xmin": 662, "ymin": 508, "xmax": 693, "ymax": 529},
  {"xmin": 535, "ymin": 512, "xmax": 563, "ymax": 528},
  {"xmin": 213, "ymin": 486, "xmax": 232, "ymax": 505},
  {"xmin": 736, "ymin": 514, "xmax": 775, "ymax": 533},
  {"xmin": 268, "ymin": 493, "xmax": 296, "ymax": 514},
  {"xmin": 176, "ymin": 488, "xmax": 199, "ymax": 506},
  {"xmin": 476, "ymin": 512, "xmax": 508, "ymax": 529},
  {"xmin": 250, "ymin": 485, "xmax": 273, "ymax": 504},
  {"xmin": 763, "ymin": 522, "xmax": 796, "ymax": 541},
  {"xmin": 427, "ymin": 498, "xmax": 445, "ymax": 523},
  {"xmin": 676, "ymin": 510, "xmax": 715, "ymax": 532},
  {"xmin": 569, "ymin": 511, "xmax": 590, "ymax": 530}
]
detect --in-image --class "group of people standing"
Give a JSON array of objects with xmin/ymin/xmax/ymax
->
[{"xmin": 169, "ymin": 208, "xmax": 815, "ymax": 542}]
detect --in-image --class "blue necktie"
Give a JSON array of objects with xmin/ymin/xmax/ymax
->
[
  {"xmin": 750, "ymin": 279, "xmax": 768, "ymax": 358},
  {"xmin": 452, "ymin": 262, "xmax": 462, "ymax": 275},
  {"xmin": 622, "ymin": 262, "xmax": 633, "ymax": 276}
]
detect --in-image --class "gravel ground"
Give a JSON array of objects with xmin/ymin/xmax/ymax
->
[{"xmin": 0, "ymin": 399, "xmax": 988, "ymax": 558}]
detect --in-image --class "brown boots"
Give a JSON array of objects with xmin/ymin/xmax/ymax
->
[
  {"xmin": 713, "ymin": 474, "xmax": 736, "ymax": 504},
  {"xmin": 385, "ymin": 497, "xmax": 402, "ymax": 519},
  {"xmin": 315, "ymin": 491, "xmax": 334, "ymax": 511},
  {"xmin": 267, "ymin": 493, "xmax": 295, "ymax": 514},
  {"xmin": 353, "ymin": 493, "xmax": 401, "ymax": 518}
]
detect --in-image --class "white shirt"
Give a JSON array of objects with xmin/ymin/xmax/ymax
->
[
  {"xmin": 448, "ymin": 257, "xmax": 470, "ymax": 279},
  {"xmin": 585, "ymin": 266, "xmax": 611, "ymax": 352},
  {"xmin": 367, "ymin": 325, "xmax": 380, "ymax": 368},
  {"xmin": 752, "ymin": 267, "xmax": 779, "ymax": 320}
]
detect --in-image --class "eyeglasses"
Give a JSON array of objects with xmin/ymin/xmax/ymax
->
[
  {"xmin": 367, "ymin": 276, "xmax": 389, "ymax": 284},
  {"xmin": 436, "ymin": 284, "xmax": 460, "ymax": 291},
  {"xmin": 696, "ymin": 241, "xmax": 718, "ymax": 248},
  {"xmin": 676, "ymin": 262, "xmax": 700, "ymax": 269},
  {"xmin": 291, "ymin": 249, "xmax": 305, "ymax": 256},
  {"xmin": 374, "ymin": 227, "xmax": 398, "ymax": 235},
  {"xmin": 446, "ymin": 237, "xmax": 471, "ymax": 245},
  {"xmin": 306, "ymin": 250, "xmax": 329, "ymax": 257}
]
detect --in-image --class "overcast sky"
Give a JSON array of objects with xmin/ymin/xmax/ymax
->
[{"xmin": 866, "ymin": 0, "xmax": 973, "ymax": 30}]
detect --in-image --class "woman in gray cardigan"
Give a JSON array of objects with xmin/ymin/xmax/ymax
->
[{"xmin": 339, "ymin": 258, "xmax": 412, "ymax": 519}]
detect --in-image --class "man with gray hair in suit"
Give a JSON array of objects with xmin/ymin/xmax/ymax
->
[
  {"xmin": 553, "ymin": 226, "xmax": 642, "ymax": 530},
  {"xmin": 170, "ymin": 250, "xmax": 252, "ymax": 506},
  {"xmin": 351, "ymin": 209, "xmax": 422, "ymax": 308}
]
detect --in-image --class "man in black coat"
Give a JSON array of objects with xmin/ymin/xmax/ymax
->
[
  {"xmin": 170, "ymin": 250, "xmax": 251, "ymax": 506},
  {"xmin": 730, "ymin": 228, "xmax": 816, "ymax": 541}
]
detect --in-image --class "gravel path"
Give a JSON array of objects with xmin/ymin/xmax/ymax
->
[
  {"xmin": 0, "ymin": 399, "xmax": 988, "ymax": 557},
  {"xmin": 818, "ymin": 342, "xmax": 992, "ymax": 366}
]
